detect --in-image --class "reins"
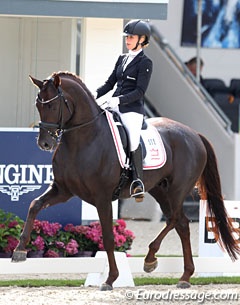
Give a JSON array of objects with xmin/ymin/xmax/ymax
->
[{"xmin": 62, "ymin": 110, "xmax": 105, "ymax": 134}]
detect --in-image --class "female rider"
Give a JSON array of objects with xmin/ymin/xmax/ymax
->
[{"xmin": 94, "ymin": 20, "xmax": 153, "ymax": 202}]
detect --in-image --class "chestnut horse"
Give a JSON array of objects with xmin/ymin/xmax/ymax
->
[{"xmin": 12, "ymin": 72, "xmax": 239, "ymax": 290}]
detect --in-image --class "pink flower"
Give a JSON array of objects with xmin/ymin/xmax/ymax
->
[
  {"xmin": 8, "ymin": 221, "xmax": 19, "ymax": 228},
  {"xmin": 116, "ymin": 219, "xmax": 126, "ymax": 229},
  {"xmin": 115, "ymin": 234, "xmax": 126, "ymax": 247},
  {"xmin": 31, "ymin": 235, "xmax": 45, "ymax": 251},
  {"xmin": 3, "ymin": 236, "xmax": 19, "ymax": 253},
  {"xmin": 64, "ymin": 224, "xmax": 89, "ymax": 235},
  {"xmin": 44, "ymin": 250, "xmax": 60, "ymax": 257},
  {"xmin": 64, "ymin": 223, "xmax": 75, "ymax": 232},
  {"xmin": 86, "ymin": 227, "xmax": 101, "ymax": 243},
  {"xmin": 124, "ymin": 229, "xmax": 135, "ymax": 239},
  {"xmin": 98, "ymin": 240, "xmax": 104, "ymax": 250},
  {"xmin": 74, "ymin": 225, "xmax": 89, "ymax": 235},
  {"xmin": 55, "ymin": 241, "xmax": 65, "ymax": 249},
  {"xmin": 65, "ymin": 239, "xmax": 79, "ymax": 255},
  {"xmin": 41, "ymin": 221, "xmax": 62, "ymax": 237},
  {"xmin": 32, "ymin": 219, "xmax": 42, "ymax": 234}
]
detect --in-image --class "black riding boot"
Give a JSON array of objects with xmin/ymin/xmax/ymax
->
[{"xmin": 130, "ymin": 145, "xmax": 145, "ymax": 202}]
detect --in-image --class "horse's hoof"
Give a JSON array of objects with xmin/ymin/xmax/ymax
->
[
  {"xmin": 143, "ymin": 258, "xmax": 158, "ymax": 273},
  {"xmin": 176, "ymin": 281, "xmax": 191, "ymax": 289},
  {"xmin": 11, "ymin": 250, "xmax": 27, "ymax": 262},
  {"xmin": 100, "ymin": 282, "xmax": 113, "ymax": 291}
]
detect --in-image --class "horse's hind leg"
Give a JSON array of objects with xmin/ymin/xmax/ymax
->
[
  {"xmin": 12, "ymin": 182, "xmax": 71, "ymax": 262},
  {"xmin": 175, "ymin": 214, "xmax": 195, "ymax": 288},
  {"xmin": 144, "ymin": 220, "xmax": 176, "ymax": 272},
  {"xmin": 143, "ymin": 187, "xmax": 177, "ymax": 272}
]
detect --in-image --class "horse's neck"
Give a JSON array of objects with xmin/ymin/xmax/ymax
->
[
  {"xmin": 62, "ymin": 76, "xmax": 105, "ymax": 138},
  {"xmin": 65, "ymin": 82, "xmax": 99, "ymax": 127},
  {"xmin": 65, "ymin": 101, "xmax": 103, "ymax": 141}
]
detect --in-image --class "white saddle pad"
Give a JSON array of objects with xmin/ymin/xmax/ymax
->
[{"xmin": 106, "ymin": 111, "xmax": 167, "ymax": 170}]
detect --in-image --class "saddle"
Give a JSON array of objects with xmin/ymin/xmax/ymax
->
[
  {"xmin": 111, "ymin": 111, "xmax": 147, "ymax": 161},
  {"xmin": 105, "ymin": 110, "xmax": 166, "ymax": 200}
]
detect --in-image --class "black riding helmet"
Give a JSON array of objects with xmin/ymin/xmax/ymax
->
[{"xmin": 123, "ymin": 19, "xmax": 151, "ymax": 48}]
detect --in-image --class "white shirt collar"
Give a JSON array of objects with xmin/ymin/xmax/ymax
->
[{"xmin": 128, "ymin": 49, "xmax": 142, "ymax": 57}]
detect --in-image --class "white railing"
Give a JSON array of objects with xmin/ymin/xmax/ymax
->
[
  {"xmin": 1, "ymin": 255, "xmax": 240, "ymax": 288},
  {"xmin": 2, "ymin": 256, "xmax": 240, "ymax": 275}
]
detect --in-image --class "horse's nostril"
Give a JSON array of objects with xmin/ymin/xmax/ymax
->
[{"xmin": 38, "ymin": 139, "xmax": 51, "ymax": 151}]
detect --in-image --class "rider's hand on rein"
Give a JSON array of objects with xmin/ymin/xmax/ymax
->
[{"xmin": 107, "ymin": 97, "xmax": 119, "ymax": 109}]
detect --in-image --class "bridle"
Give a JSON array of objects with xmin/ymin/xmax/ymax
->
[
  {"xmin": 36, "ymin": 82, "xmax": 72, "ymax": 140},
  {"xmin": 36, "ymin": 79, "xmax": 104, "ymax": 142}
]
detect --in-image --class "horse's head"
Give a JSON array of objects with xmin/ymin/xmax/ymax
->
[{"xmin": 30, "ymin": 74, "xmax": 73, "ymax": 151}]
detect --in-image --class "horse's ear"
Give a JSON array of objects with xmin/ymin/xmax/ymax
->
[
  {"xmin": 29, "ymin": 75, "xmax": 43, "ymax": 89},
  {"xmin": 53, "ymin": 74, "xmax": 61, "ymax": 88}
]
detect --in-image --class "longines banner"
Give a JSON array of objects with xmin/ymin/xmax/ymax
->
[{"xmin": 0, "ymin": 129, "xmax": 82, "ymax": 225}]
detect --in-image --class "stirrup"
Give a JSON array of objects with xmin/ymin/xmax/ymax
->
[{"xmin": 130, "ymin": 179, "xmax": 145, "ymax": 202}]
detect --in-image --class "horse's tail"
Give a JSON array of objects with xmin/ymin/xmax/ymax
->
[{"xmin": 197, "ymin": 133, "xmax": 240, "ymax": 261}]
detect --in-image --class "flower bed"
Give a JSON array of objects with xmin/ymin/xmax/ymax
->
[
  {"xmin": 0, "ymin": 209, "xmax": 135, "ymax": 257},
  {"xmin": 0, "ymin": 209, "xmax": 24, "ymax": 253}
]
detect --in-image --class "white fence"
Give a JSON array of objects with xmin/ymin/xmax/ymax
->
[
  {"xmin": 1, "ymin": 256, "xmax": 240, "ymax": 275},
  {"xmin": 1, "ymin": 255, "xmax": 240, "ymax": 287}
]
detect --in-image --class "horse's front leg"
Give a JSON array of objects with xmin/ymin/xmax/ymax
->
[
  {"xmin": 12, "ymin": 182, "xmax": 71, "ymax": 262},
  {"xmin": 97, "ymin": 201, "xmax": 119, "ymax": 291}
]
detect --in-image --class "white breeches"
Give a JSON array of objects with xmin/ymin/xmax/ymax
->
[{"xmin": 112, "ymin": 107, "xmax": 143, "ymax": 151}]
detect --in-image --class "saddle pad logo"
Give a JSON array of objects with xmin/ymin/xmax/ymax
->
[
  {"xmin": 141, "ymin": 125, "xmax": 167, "ymax": 169},
  {"xmin": 106, "ymin": 111, "xmax": 167, "ymax": 170}
]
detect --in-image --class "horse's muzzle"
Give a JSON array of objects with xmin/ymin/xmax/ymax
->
[{"xmin": 37, "ymin": 134, "xmax": 57, "ymax": 151}]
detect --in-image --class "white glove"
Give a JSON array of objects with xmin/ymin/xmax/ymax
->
[
  {"xmin": 97, "ymin": 100, "xmax": 109, "ymax": 109},
  {"xmin": 107, "ymin": 97, "xmax": 119, "ymax": 109},
  {"xmin": 92, "ymin": 91, "xmax": 98, "ymax": 99}
]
